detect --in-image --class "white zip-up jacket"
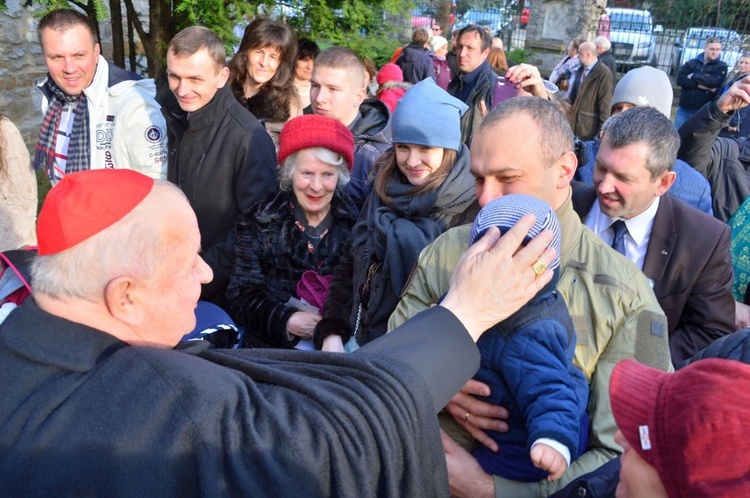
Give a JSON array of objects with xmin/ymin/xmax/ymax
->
[{"xmin": 39, "ymin": 55, "xmax": 167, "ymax": 180}]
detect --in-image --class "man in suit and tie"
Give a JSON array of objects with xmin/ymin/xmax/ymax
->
[
  {"xmin": 568, "ymin": 41, "xmax": 613, "ymax": 140},
  {"xmin": 573, "ymin": 106, "xmax": 735, "ymax": 364}
]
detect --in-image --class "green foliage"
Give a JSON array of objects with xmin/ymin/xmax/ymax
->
[
  {"xmin": 650, "ymin": 0, "xmax": 750, "ymax": 29},
  {"xmin": 507, "ymin": 48, "xmax": 533, "ymax": 64},
  {"xmin": 25, "ymin": 0, "xmax": 410, "ymax": 75},
  {"xmin": 345, "ymin": 34, "xmax": 403, "ymax": 67}
]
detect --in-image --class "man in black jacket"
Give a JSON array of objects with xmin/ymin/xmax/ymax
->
[
  {"xmin": 448, "ymin": 25, "xmax": 496, "ymax": 145},
  {"xmin": 675, "ymin": 37, "xmax": 728, "ymax": 129},
  {"xmin": 310, "ymin": 47, "xmax": 392, "ymax": 208},
  {"xmin": 677, "ymin": 76, "xmax": 750, "ymax": 222},
  {"xmin": 0, "ymin": 168, "xmax": 555, "ymax": 496},
  {"xmin": 162, "ymin": 26, "xmax": 277, "ymax": 314},
  {"xmin": 594, "ymin": 36, "xmax": 616, "ymax": 79}
]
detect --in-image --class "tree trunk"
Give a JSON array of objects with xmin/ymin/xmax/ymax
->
[
  {"xmin": 109, "ymin": 0, "xmax": 125, "ymax": 68},
  {"xmin": 127, "ymin": 5, "xmax": 137, "ymax": 72},
  {"xmin": 437, "ymin": 0, "xmax": 452, "ymax": 32}
]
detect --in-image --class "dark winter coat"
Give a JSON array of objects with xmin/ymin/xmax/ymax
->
[
  {"xmin": 315, "ymin": 144, "xmax": 475, "ymax": 348},
  {"xmin": 719, "ymin": 73, "xmax": 750, "ymax": 138},
  {"xmin": 677, "ymin": 53, "xmax": 728, "ymax": 111},
  {"xmin": 598, "ymin": 50, "xmax": 616, "ymax": 79},
  {"xmin": 680, "ymin": 329, "xmax": 750, "ymax": 368},
  {"xmin": 397, "ymin": 43, "xmax": 437, "ymax": 84},
  {"xmin": 163, "ymin": 85, "xmax": 277, "ymax": 310},
  {"xmin": 448, "ymin": 61, "xmax": 497, "ymax": 145},
  {"xmin": 0, "ymin": 299, "xmax": 480, "ymax": 497},
  {"xmin": 226, "ymin": 189, "xmax": 357, "ymax": 348},
  {"xmin": 346, "ymin": 99, "xmax": 393, "ymax": 209},
  {"xmin": 678, "ymin": 98, "xmax": 750, "ymax": 222},
  {"xmin": 230, "ymin": 82, "xmax": 297, "ymax": 148},
  {"xmin": 473, "ymin": 274, "xmax": 589, "ymax": 481}
]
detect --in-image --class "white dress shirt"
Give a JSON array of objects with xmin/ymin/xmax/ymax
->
[{"xmin": 584, "ymin": 197, "xmax": 660, "ymax": 270}]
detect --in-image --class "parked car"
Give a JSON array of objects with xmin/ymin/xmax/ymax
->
[
  {"xmin": 411, "ymin": 7, "xmax": 436, "ymax": 29},
  {"xmin": 452, "ymin": 8, "xmax": 508, "ymax": 35},
  {"xmin": 670, "ymin": 27, "xmax": 743, "ymax": 75},
  {"xmin": 607, "ymin": 8, "xmax": 657, "ymax": 69}
]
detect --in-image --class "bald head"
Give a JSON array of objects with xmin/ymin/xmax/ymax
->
[{"xmin": 578, "ymin": 41, "xmax": 598, "ymax": 67}]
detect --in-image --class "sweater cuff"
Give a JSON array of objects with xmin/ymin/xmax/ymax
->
[
  {"xmin": 531, "ymin": 438, "xmax": 571, "ymax": 467},
  {"xmin": 313, "ymin": 316, "xmax": 352, "ymax": 350}
]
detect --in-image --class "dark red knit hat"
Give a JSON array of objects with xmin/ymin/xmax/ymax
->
[
  {"xmin": 610, "ymin": 358, "xmax": 750, "ymax": 498},
  {"xmin": 37, "ymin": 169, "xmax": 154, "ymax": 255},
  {"xmin": 278, "ymin": 114, "xmax": 355, "ymax": 170}
]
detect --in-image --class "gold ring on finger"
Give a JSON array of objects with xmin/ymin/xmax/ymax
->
[{"xmin": 532, "ymin": 260, "xmax": 547, "ymax": 278}]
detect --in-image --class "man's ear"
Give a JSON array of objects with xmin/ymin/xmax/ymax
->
[
  {"xmin": 481, "ymin": 47, "xmax": 491, "ymax": 61},
  {"xmin": 104, "ymin": 276, "xmax": 143, "ymax": 327},
  {"xmin": 217, "ymin": 66, "xmax": 230, "ymax": 88},
  {"xmin": 655, "ymin": 170, "xmax": 677, "ymax": 197},
  {"xmin": 95, "ymin": 43, "xmax": 101, "ymax": 58},
  {"xmin": 556, "ymin": 150, "xmax": 578, "ymax": 188}
]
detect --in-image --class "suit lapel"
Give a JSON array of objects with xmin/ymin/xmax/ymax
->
[{"xmin": 643, "ymin": 196, "xmax": 677, "ymax": 285}]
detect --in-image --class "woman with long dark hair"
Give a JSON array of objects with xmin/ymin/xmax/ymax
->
[{"xmin": 229, "ymin": 18, "xmax": 301, "ymax": 147}]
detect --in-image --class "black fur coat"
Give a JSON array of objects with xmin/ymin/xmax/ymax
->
[{"xmin": 226, "ymin": 189, "xmax": 358, "ymax": 348}]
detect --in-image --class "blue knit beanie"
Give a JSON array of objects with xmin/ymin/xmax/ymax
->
[
  {"xmin": 470, "ymin": 194, "xmax": 561, "ymax": 271},
  {"xmin": 391, "ymin": 78, "xmax": 468, "ymax": 151}
]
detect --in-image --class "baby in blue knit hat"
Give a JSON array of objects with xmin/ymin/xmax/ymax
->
[{"xmin": 469, "ymin": 194, "xmax": 589, "ymax": 483}]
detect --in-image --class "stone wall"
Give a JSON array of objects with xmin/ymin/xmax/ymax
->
[
  {"xmin": 0, "ymin": 1, "xmax": 147, "ymax": 155},
  {"xmin": 524, "ymin": 0, "xmax": 606, "ymax": 76},
  {"xmin": 0, "ymin": 0, "xmax": 47, "ymax": 155}
]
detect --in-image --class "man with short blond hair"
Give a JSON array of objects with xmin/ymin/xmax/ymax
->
[
  {"xmin": 675, "ymin": 36, "xmax": 728, "ymax": 128},
  {"xmin": 311, "ymin": 46, "xmax": 391, "ymax": 207}
]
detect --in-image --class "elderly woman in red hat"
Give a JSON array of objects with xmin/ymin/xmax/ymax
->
[{"xmin": 226, "ymin": 115, "xmax": 358, "ymax": 349}]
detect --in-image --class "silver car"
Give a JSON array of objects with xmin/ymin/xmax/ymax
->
[{"xmin": 607, "ymin": 8, "xmax": 658, "ymax": 69}]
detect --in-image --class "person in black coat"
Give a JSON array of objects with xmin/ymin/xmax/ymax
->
[
  {"xmin": 163, "ymin": 27, "xmax": 277, "ymax": 314},
  {"xmin": 226, "ymin": 115, "xmax": 359, "ymax": 348},
  {"xmin": 397, "ymin": 27, "xmax": 437, "ymax": 84},
  {"xmin": 594, "ymin": 36, "xmax": 617, "ymax": 79},
  {"xmin": 0, "ymin": 164, "xmax": 558, "ymax": 496}
]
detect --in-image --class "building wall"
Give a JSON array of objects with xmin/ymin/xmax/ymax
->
[{"xmin": 0, "ymin": 0, "xmax": 48, "ymax": 154}]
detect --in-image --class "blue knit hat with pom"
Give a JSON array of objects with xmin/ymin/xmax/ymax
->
[
  {"xmin": 470, "ymin": 194, "xmax": 561, "ymax": 271},
  {"xmin": 392, "ymin": 78, "xmax": 468, "ymax": 151}
]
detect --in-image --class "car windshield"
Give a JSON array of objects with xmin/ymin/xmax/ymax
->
[
  {"xmin": 609, "ymin": 12, "xmax": 651, "ymax": 33},
  {"xmin": 685, "ymin": 29, "xmax": 740, "ymax": 49}
]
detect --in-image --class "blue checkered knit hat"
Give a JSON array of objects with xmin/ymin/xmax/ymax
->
[{"xmin": 470, "ymin": 194, "xmax": 561, "ymax": 271}]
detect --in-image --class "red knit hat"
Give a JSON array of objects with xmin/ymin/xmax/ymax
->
[
  {"xmin": 376, "ymin": 62, "xmax": 404, "ymax": 86},
  {"xmin": 610, "ymin": 358, "xmax": 750, "ymax": 498},
  {"xmin": 37, "ymin": 169, "xmax": 154, "ymax": 255},
  {"xmin": 278, "ymin": 114, "xmax": 355, "ymax": 170}
]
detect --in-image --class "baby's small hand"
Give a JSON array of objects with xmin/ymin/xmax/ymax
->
[{"xmin": 530, "ymin": 443, "xmax": 568, "ymax": 481}]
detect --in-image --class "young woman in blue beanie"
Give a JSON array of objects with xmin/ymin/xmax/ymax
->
[{"xmin": 314, "ymin": 78, "xmax": 476, "ymax": 352}]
